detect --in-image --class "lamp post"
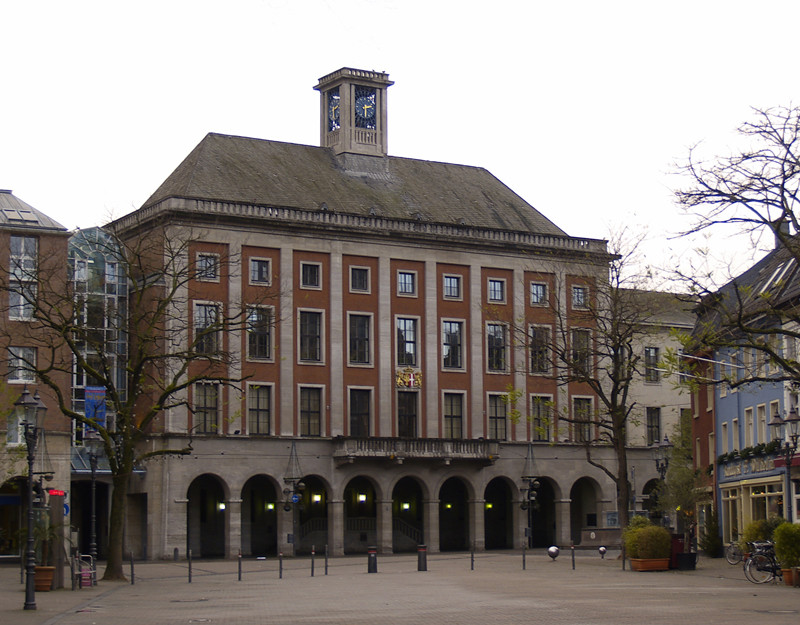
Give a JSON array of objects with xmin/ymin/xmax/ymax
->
[
  {"xmin": 768, "ymin": 407, "xmax": 800, "ymax": 523},
  {"xmin": 15, "ymin": 386, "xmax": 46, "ymax": 611},
  {"xmin": 652, "ymin": 434, "xmax": 672, "ymax": 481},
  {"xmin": 85, "ymin": 436, "xmax": 104, "ymax": 584}
]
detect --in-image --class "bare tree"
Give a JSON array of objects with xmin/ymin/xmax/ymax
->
[
  {"xmin": 0, "ymin": 226, "xmax": 276, "ymax": 579},
  {"xmin": 675, "ymin": 106, "xmax": 800, "ymax": 386}
]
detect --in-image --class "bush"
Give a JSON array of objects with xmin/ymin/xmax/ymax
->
[
  {"xmin": 699, "ymin": 508, "xmax": 723, "ymax": 558},
  {"xmin": 742, "ymin": 517, "xmax": 784, "ymax": 545},
  {"xmin": 623, "ymin": 517, "xmax": 671, "ymax": 559},
  {"xmin": 774, "ymin": 522, "xmax": 800, "ymax": 568}
]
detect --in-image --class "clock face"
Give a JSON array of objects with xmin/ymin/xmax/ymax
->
[
  {"xmin": 354, "ymin": 86, "xmax": 376, "ymax": 129},
  {"xmin": 327, "ymin": 89, "xmax": 340, "ymax": 131}
]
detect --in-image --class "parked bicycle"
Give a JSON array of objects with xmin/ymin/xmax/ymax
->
[
  {"xmin": 743, "ymin": 540, "xmax": 783, "ymax": 584},
  {"xmin": 725, "ymin": 541, "xmax": 743, "ymax": 565}
]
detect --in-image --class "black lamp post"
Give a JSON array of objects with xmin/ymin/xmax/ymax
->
[
  {"xmin": 15, "ymin": 386, "xmax": 46, "ymax": 611},
  {"xmin": 652, "ymin": 434, "xmax": 672, "ymax": 481},
  {"xmin": 85, "ymin": 436, "xmax": 104, "ymax": 584},
  {"xmin": 768, "ymin": 406, "xmax": 800, "ymax": 523}
]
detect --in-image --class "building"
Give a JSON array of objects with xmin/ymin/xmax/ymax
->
[{"xmin": 692, "ymin": 242, "xmax": 800, "ymax": 542}]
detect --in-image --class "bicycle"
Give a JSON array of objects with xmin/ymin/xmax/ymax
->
[
  {"xmin": 725, "ymin": 541, "xmax": 743, "ymax": 565},
  {"xmin": 743, "ymin": 541, "xmax": 783, "ymax": 584}
]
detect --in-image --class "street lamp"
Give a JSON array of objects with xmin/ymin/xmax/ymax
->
[
  {"xmin": 520, "ymin": 443, "xmax": 540, "ymax": 548},
  {"xmin": 85, "ymin": 435, "xmax": 104, "ymax": 584},
  {"xmin": 769, "ymin": 406, "xmax": 800, "ymax": 522},
  {"xmin": 15, "ymin": 386, "xmax": 46, "ymax": 611},
  {"xmin": 652, "ymin": 434, "xmax": 672, "ymax": 481}
]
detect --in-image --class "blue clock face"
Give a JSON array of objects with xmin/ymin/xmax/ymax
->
[{"xmin": 354, "ymin": 86, "xmax": 376, "ymax": 129}]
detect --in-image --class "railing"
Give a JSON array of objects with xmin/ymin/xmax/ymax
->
[
  {"xmin": 333, "ymin": 436, "xmax": 498, "ymax": 463},
  {"xmin": 393, "ymin": 518, "xmax": 423, "ymax": 544},
  {"xmin": 118, "ymin": 199, "xmax": 608, "ymax": 256},
  {"xmin": 299, "ymin": 517, "xmax": 327, "ymax": 540}
]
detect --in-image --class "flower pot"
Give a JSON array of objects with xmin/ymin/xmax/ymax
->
[
  {"xmin": 34, "ymin": 565, "xmax": 55, "ymax": 591},
  {"xmin": 630, "ymin": 558, "xmax": 670, "ymax": 571}
]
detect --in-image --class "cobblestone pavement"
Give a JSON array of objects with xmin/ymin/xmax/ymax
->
[{"xmin": 3, "ymin": 551, "xmax": 799, "ymax": 625}]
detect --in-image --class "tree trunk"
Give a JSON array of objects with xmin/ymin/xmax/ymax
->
[
  {"xmin": 615, "ymin": 436, "xmax": 631, "ymax": 530},
  {"xmin": 102, "ymin": 472, "xmax": 129, "ymax": 581}
]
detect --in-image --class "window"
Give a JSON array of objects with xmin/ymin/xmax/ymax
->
[
  {"xmin": 194, "ymin": 382, "xmax": 219, "ymax": 433},
  {"xmin": 645, "ymin": 347, "xmax": 660, "ymax": 382},
  {"xmin": 721, "ymin": 422, "xmax": 729, "ymax": 454},
  {"xmin": 646, "ymin": 407, "xmax": 661, "ymax": 446},
  {"xmin": 488, "ymin": 279, "xmax": 505, "ymax": 303},
  {"xmin": 744, "ymin": 407, "xmax": 754, "ymax": 448},
  {"xmin": 300, "ymin": 262, "xmax": 321, "ymax": 289},
  {"xmin": 194, "ymin": 303, "xmax": 220, "ymax": 354},
  {"xmin": 248, "ymin": 384, "xmax": 271, "ymax": 435},
  {"xmin": 8, "ymin": 346, "xmax": 36, "ymax": 383},
  {"xmin": 442, "ymin": 321, "xmax": 464, "ymax": 369},
  {"xmin": 299, "ymin": 310, "xmax": 323, "ymax": 362},
  {"xmin": 397, "ymin": 391, "xmax": 417, "ymax": 438},
  {"xmin": 443, "ymin": 275, "xmax": 461, "ymax": 300},
  {"xmin": 529, "ymin": 325, "xmax": 550, "ymax": 374},
  {"xmin": 300, "ymin": 387, "xmax": 322, "ymax": 436},
  {"xmin": 488, "ymin": 394, "xmax": 507, "ymax": 440},
  {"xmin": 443, "ymin": 393, "xmax": 463, "ymax": 438},
  {"xmin": 398, "ymin": 271, "xmax": 416, "ymax": 296},
  {"xmin": 246, "ymin": 306, "xmax": 272, "ymax": 360},
  {"xmin": 572, "ymin": 285, "xmax": 589, "ymax": 309},
  {"xmin": 732, "ymin": 417, "xmax": 740, "ymax": 451},
  {"xmin": 196, "ymin": 253, "xmax": 219, "ymax": 281},
  {"xmin": 570, "ymin": 329, "xmax": 592, "ymax": 376},
  {"xmin": 349, "ymin": 314, "xmax": 371, "ymax": 365},
  {"xmin": 9, "ymin": 235, "xmax": 37, "ymax": 321},
  {"xmin": 573, "ymin": 397, "xmax": 593, "ymax": 443},
  {"xmin": 530, "ymin": 282, "xmax": 548, "ymax": 306},
  {"xmin": 487, "ymin": 323, "xmax": 508, "ymax": 372},
  {"xmin": 350, "ymin": 267, "xmax": 370, "ymax": 293},
  {"xmin": 396, "ymin": 318, "xmax": 418, "ymax": 366},
  {"xmin": 349, "ymin": 388, "xmax": 371, "ymax": 437},
  {"xmin": 250, "ymin": 258, "xmax": 271, "ymax": 285},
  {"xmin": 6, "ymin": 407, "xmax": 23, "ymax": 446},
  {"xmin": 757, "ymin": 404, "xmax": 767, "ymax": 445},
  {"xmin": 531, "ymin": 395, "xmax": 552, "ymax": 442}
]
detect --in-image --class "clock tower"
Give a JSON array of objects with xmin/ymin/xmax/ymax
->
[{"xmin": 315, "ymin": 68, "xmax": 394, "ymax": 158}]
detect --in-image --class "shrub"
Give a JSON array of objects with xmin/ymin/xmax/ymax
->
[
  {"xmin": 742, "ymin": 517, "xmax": 784, "ymax": 545},
  {"xmin": 699, "ymin": 508, "xmax": 723, "ymax": 558},
  {"xmin": 623, "ymin": 517, "xmax": 671, "ymax": 559},
  {"xmin": 774, "ymin": 522, "xmax": 800, "ymax": 568}
]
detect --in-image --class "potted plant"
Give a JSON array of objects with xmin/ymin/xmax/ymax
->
[
  {"xmin": 19, "ymin": 515, "xmax": 65, "ymax": 591},
  {"xmin": 624, "ymin": 517, "xmax": 672, "ymax": 571},
  {"xmin": 773, "ymin": 522, "xmax": 800, "ymax": 586}
]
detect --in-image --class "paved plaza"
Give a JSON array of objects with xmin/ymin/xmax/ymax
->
[{"xmin": 2, "ymin": 551, "xmax": 799, "ymax": 625}]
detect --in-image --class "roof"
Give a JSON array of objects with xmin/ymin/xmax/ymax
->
[
  {"xmin": 141, "ymin": 133, "xmax": 568, "ymax": 236},
  {"xmin": 625, "ymin": 289, "xmax": 696, "ymax": 328},
  {"xmin": 0, "ymin": 190, "xmax": 67, "ymax": 232}
]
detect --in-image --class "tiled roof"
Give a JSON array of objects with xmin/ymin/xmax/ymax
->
[{"xmin": 141, "ymin": 133, "xmax": 568, "ymax": 236}]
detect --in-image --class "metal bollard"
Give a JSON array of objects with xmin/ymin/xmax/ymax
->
[
  {"xmin": 417, "ymin": 545, "xmax": 427, "ymax": 572},
  {"xmin": 571, "ymin": 543, "xmax": 575, "ymax": 570},
  {"xmin": 238, "ymin": 550, "xmax": 242, "ymax": 581},
  {"xmin": 311, "ymin": 545, "xmax": 315, "ymax": 577},
  {"xmin": 367, "ymin": 546, "xmax": 378, "ymax": 573},
  {"xmin": 470, "ymin": 548, "xmax": 475, "ymax": 571},
  {"xmin": 130, "ymin": 551, "xmax": 135, "ymax": 585},
  {"xmin": 522, "ymin": 541, "xmax": 526, "ymax": 571},
  {"xmin": 188, "ymin": 549, "xmax": 192, "ymax": 583},
  {"xmin": 325, "ymin": 544, "xmax": 329, "ymax": 575}
]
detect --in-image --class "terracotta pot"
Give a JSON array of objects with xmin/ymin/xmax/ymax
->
[
  {"xmin": 34, "ymin": 565, "xmax": 55, "ymax": 591},
  {"xmin": 781, "ymin": 568, "xmax": 797, "ymax": 586},
  {"xmin": 630, "ymin": 558, "xmax": 670, "ymax": 571}
]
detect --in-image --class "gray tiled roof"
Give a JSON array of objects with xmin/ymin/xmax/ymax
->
[
  {"xmin": 142, "ymin": 133, "xmax": 568, "ymax": 236},
  {"xmin": 0, "ymin": 190, "xmax": 66, "ymax": 231}
]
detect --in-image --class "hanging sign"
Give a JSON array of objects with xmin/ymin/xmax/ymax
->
[{"xmin": 85, "ymin": 386, "xmax": 106, "ymax": 429}]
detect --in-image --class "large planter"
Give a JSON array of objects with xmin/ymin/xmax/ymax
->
[
  {"xmin": 34, "ymin": 566, "xmax": 55, "ymax": 591},
  {"xmin": 630, "ymin": 558, "xmax": 670, "ymax": 572},
  {"xmin": 781, "ymin": 568, "xmax": 797, "ymax": 586},
  {"xmin": 676, "ymin": 552, "xmax": 697, "ymax": 570}
]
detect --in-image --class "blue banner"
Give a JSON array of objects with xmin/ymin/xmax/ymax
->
[{"xmin": 85, "ymin": 386, "xmax": 106, "ymax": 429}]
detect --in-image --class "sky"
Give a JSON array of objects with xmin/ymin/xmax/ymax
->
[{"xmin": 2, "ymin": 0, "xmax": 799, "ymax": 286}]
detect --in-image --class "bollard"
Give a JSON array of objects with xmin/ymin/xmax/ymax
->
[
  {"xmin": 522, "ymin": 541, "xmax": 526, "ymax": 571},
  {"xmin": 279, "ymin": 552, "xmax": 283, "ymax": 579},
  {"xmin": 417, "ymin": 545, "xmax": 427, "ymax": 572},
  {"xmin": 238, "ymin": 550, "xmax": 242, "ymax": 581},
  {"xmin": 470, "ymin": 547, "xmax": 475, "ymax": 571},
  {"xmin": 621, "ymin": 544, "xmax": 626, "ymax": 571},
  {"xmin": 571, "ymin": 542, "xmax": 575, "ymax": 570},
  {"xmin": 188, "ymin": 549, "xmax": 192, "ymax": 583},
  {"xmin": 71, "ymin": 556, "xmax": 76, "ymax": 591},
  {"xmin": 367, "ymin": 546, "xmax": 378, "ymax": 573},
  {"xmin": 311, "ymin": 545, "xmax": 315, "ymax": 577},
  {"xmin": 130, "ymin": 551, "xmax": 135, "ymax": 585},
  {"xmin": 325, "ymin": 544, "xmax": 329, "ymax": 575},
  {"xmin": 173, "ymin": 547, "xmax": 179, "ymax": 562}
]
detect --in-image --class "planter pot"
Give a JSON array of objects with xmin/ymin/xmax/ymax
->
[
  {"xmin": 34, "ymin": 566, "xmax": 55, "ymax": 591},
  {"xmin": 630, "ymin": 558, "xmax": 670, "ymax": 572},
  {"xmin": 781, "ymin": 568, "xmax": 799, "ymax": 586},
  {"xmin": 676, "ymin": 552, "xmax": 697, "ymax": 570}
]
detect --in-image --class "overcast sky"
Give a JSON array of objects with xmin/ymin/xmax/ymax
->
[{"xmin": 3, "ymin": 1, "xmax": 798, "ymax": 284}]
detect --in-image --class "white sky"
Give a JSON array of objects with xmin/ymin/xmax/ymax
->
[{"xmin": 3, "ymin": 0, "xmax": 798, "ymax": 285}]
